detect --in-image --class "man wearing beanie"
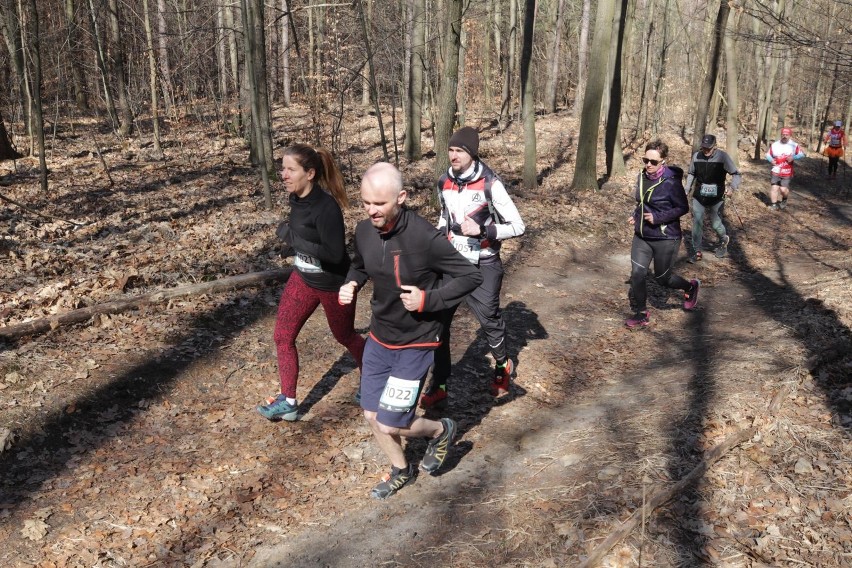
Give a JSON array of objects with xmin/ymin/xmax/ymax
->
[
  {"xmin": 765, "ymin": 127, "xmax": 805, "ymax": 210},
  {"xmin": 684, "ymin": 134, "xmax": 742, "ymax": 261},
  {"xmin": 420, "ymin": 126, "xmax": 526, "ymax": 409}
]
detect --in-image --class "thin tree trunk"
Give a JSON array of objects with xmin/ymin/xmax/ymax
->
[
  {"xmin": 605, "ymin": 0, "xmax": 628, "ymax": 177},
  {"xmin": 240, "ymin": 0, "xmax": 272, "ymax": 208},
  {"xmin": 433, "ymin": 0, "xmax": 463, "ymax": 177},
  {"xmin": 24, "ymin": 0, "xmax": 46, "ymax": 190},
  {"xmin": 520, "ymin": 0, "xmax": 536, "ymax": 189},
  {"xmin": 458, "ymin": 18, "xmax": 467, "ymax": 126},
  {"xmin": 634, "ymin": 0, "xmax": 656, "ymax": 134},
  {"xmin": 571, "ymin": 0, "xmax": 616, "ymax": 190},
  {"xmin": 356, "ymin": 0, "xmax": 389, "ymax": 161},
  {"xmin": 64, "ymin": 0, "xmax": 89, "ymax": 111},
  {"xmin": 157, "ymin": 0, "xmax": 175, "ymax": 115},
  {"xmin": 281, "ymin": 0, "xmax": 291, "ymax": 106},
  {"xmin": 691, "ymin": 0, "xmax": 729, "ymax": 152},
  {"xmin": 404, "ymin": 0, "xmax": 425, "ymax": 161},
  {"xmin": 216, "ymin": 5, "xmax": 229, "ymax": 99},
  {"xmin": 499, "ymin": 0, "xmax": 517, "ymax": 129},
  {"xmin": 572, "ymin": 0, "xmax": 590, "ymax": 118},
  {"xmin": 106, "ymin": 0, "xmax": 133, "ymax": 136},
  {"xmin": 544, "ymin": 0, "xmax": 565, "ymax": 114},
  {"xmin": 86, "ymin": 0, "xmax": 119, "ymax": 131},
  {"xmin": 650, "ymin": 0, "xmax": 671, "ymax": 136},
  {"xmin": 0, "ymin": 0, "xmax": 30, "ymax": 129},
  {"xmin": 142, "ymin": 0, "xmax": 163, "ymax": 158},
  {"xmin": 361, "ymin": 0, "xmax": 371, "ymax": 106},
  {"xmin": 483, "ymin": 0, "xmax": 492, "ymax": 109},
  {"xmin": 724, "ymin": 10, "xmax": 739, "ymax": 166}
]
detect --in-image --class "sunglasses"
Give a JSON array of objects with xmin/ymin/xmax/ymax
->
[{"xmin": 641, "ymin": 158, "xmax": 662, "ymax": 165}]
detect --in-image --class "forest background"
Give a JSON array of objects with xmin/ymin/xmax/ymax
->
[{"xmin": 1, "ymin": 0, "xmax": 851, "ymax": 566}]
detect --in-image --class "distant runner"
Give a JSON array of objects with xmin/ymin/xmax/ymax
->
[
  {"xmin": 684, "ymin": 134, "xmax": 742, "ymax": 261},
  {"xmin": 823, "ymin": 120, "xmax": 846, "ymax": 179},
  {"xmin": 625, "ymin": 140, "xmax": 700, "ymax": 329},
  {"xmin": 339, "ymin": 162, "xmax": 482, "ymax": 499},
  {"xmin": 765, "ymin": 127, "xmax": 805, "ymax": 210}
]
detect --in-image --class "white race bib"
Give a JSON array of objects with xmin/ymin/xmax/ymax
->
[
  {"xmin": 379, "ymin": 376, "xmax": 420, "ymax": 412},
  {"xmin": 294, "ymin": 251, "xmax": 322, "ymax": 273},
  {"xmin": 771, "ymin": 166, "xmax": 781, "ymax": 174},
  {"xmin": 699, "ymin": 183, "xmax": 718, "ymax": 197},
  {"xmin": 450, "ymin": 234, "xmax": 481, "ymax": 264}
]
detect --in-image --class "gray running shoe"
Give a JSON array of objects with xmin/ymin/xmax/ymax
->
[
  {"xmin": 421, "ymin": 418, "xmax": 457, "ymax": 473},
  {"xmin": 715, "ymin": 234, "xmax": 730, "ymax": 258},
  {"xmin": 371, "ymin": 464, "xmax": 415, "ymax": 499}
]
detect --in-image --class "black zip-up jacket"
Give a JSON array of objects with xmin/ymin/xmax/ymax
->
[
  {"xmin": 346, "ymin": 208, "xmax": 482, "ymax": 348},
  {"xmin": 685, "ymin": 149, "xmax": 742, "ymax": 207},
  {"xmin": 632, "ymin": 165, "xmax": 689, "ymax": 240},
  {"xmin": 288, "ymin": 185, "xmax": 349, "ymax": 292}
]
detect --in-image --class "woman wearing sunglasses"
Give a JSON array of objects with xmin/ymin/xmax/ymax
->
[{"xmin": 625, "ymin": 140, "xmax": 700, "ymax": 328}]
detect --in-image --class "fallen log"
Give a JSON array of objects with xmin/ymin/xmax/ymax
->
[
  {"xmin": 578, "ymin": 385, "xmax": 790, "ymax": 568},
  {"xmin": 1, "ymin": 267, "xmax": 291, "ymax": 341}
]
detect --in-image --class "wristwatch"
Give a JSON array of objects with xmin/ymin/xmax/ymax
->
[{"xmin": 479, "ymin": 225, "xmax": 487, "ymax": 238}]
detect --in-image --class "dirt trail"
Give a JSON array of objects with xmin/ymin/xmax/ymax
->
[
  {"xmin": 1, "ymin": 137, "xmax": 849, "ymax": 567},
  {"xmin": 245, "ymin": 159, "xmax": 852, "ymax": 567}
]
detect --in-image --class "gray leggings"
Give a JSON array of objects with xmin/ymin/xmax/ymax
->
[
  {"xmin": 630, "ymin": 236, "xmax": 691, "ymax": 312},
  {"xmin": 691, "ymin": 198, "xmax": 726, "ymax": 251}
]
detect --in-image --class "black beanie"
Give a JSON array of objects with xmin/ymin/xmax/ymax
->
[{"xmin": 448, "ymin": 126, "xmax": 479, "ymax": 158}]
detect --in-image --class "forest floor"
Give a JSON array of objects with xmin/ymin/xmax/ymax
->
[{"xmin": 0, "ymin": 108, "xmax": 850, "ymax": 568}]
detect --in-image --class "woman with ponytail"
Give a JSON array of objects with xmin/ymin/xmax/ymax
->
[{"xmin": 257, "ymin": 143, "xmax": 365, "ymax": 421}]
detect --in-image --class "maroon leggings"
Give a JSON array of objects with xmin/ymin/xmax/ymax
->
[{"xmin": 273, "ymin": 271, "xmax": 365, "ymax": 398}]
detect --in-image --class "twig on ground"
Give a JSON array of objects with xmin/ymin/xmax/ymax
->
[{"xmin": 0, "ymin": 191, "xmax": 86, "ymax": 226}]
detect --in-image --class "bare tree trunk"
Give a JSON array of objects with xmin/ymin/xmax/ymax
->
[
  {"xmin": 605, "ymin": 0, "xmax": 628, "ymax": 177},
  {"xmin": 0, "ymin": 0, "xmax": 30, "ymax": 129},
  {"xmin": 0, "ymin": 110, "xmax": 23, "ymax": 160},
  {"xmin": 225, "ymin": 2, "xmax": 240, "ymax": 102},
  {"xmin": 281, "ymin": 0, "xmax": 291, "ymax": 106},
  {"xmin": 571, "ymin": 0, "xmax": 616, "ymax": 190},
  {"xmin": 433, "ymin": 0, "xmax": 463, "ymax": 177},
  {"xmin": 544, "ymin": 0, "xmax": 565, "ymax": 113},
  {"xmin": 457, "ymin": 18, "xmax": 467, "ymax": 126},
  {"xmin": 157, "ymin": 0, "xmax": 175, "ymax": 115},
  {"xmin": 634, "ymin": 0, "xmax": 656, "ymax": 134},
  {"xmin": 499, "ymin": 0, "xmax": 517, "ymax": 129},
  {"xmin": 572, "ymin": 0, "xmax": 590, "ymax": 118},
  {"xmin": 724, "ymin": 10, "xmax": 740, "ymax": 166},
  {"xmin": 650, "ymin": 0, "xmax": 671, "ymax": 136},
  {"xmin": 23, "ymin": 0, "xmax": 46, "ymax": 190},
  {"xmin": 86, "ymin": 0, "xmax": 119, "ymax": 132},
  {"xmin": 216, "ymin": 5, "xmax": 229, "ymax": 99},
  {"xmin": 752, "ymin": 0, "xmax": 784, "ymax": 160},
  {"xmin": 107, "ymin": 0, "xmax": 133, "ymax": 136},
  {"xmin": 64, "ymin": 0, "xmax": 89, "ymax": 111},
  {"xmin": 691, "ymin": 0, "xmax": 729, "ymax": 152},
  {"xmin": 355, "ymin": 0, "xmax": 389, "ymax": 161},
  {"xmin": 240, "ymin": 0, "xmax": 272, "ymax": 208},
  {"xmin": 404, "ymin": 0, "xmax": 425, "ymax": 161},
  {"xmin": 142, "ymin": 0, "xmax": 163, "ymax": 158},
  {"xmin": 807, "ymin": 2, "xmax": 835, "ymax": 145},
  {"xmin": 520, "ymin": 0, "xmax": 536, "ymax": 189},
  {"xmin": 483, "ymin": 0, "xmax": 492, "ymax": 109}
]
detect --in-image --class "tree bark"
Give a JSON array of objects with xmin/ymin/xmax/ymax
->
[
  {"xmin": 691, "ymin": 0, "xmax": 729, "ymax": 152},
  {"xmin": 572, "ymin": 0, "xmax": 590, "ymax": 118},
  {"xmin": 356, "ymin": 0, "xmax": 389, "ymax": 162},
  {"xmin": 241, "ymin": 0, "xmax": 273, "ymax": 208},
  {"xmin": 499, "ymin": 0, "xmax": 517, "ymax": 129},
  {"xmin": 0, "ymin": 0, "xmax": 30, "ymax": 129},
  {"xmin": 433, "ymin": 0, "xmax": 463, "ymax": 178},
  {"xmin": 64, "ymin": 0, "xmax": 89, "ymax": 111},
  {"xmin": 605, "ymin": 0, "xmax": 628, "ymax": 177},
  {"xmin": 724, "ymin": 10, "xmax": 740, "ymax": 166},
  {"xmin": 107, "ymin": 0, "xmax": 134, "ymax": 137},
  {"xmin": 571, "ymin": 0, "xmax": 616, "ymax": 190},
  {"xmin": 634, "ymin": 0, "xmax": 656, "ymax": 135},
  {"xmin": 23, "ymin": 0, "xmax": 46, "ymax": 191},
  {"xmin": 544, "ymin": 0, "xmax": 565, "ymax": 114},
  {"xmin": 281, "ymin": 0, "xmax": 291, "ymax": 106},
  {"xmin": 520, "ymin": 0, "xmax": 536, "ymax": 189},
  {"xmin": 142, "ymin": 0, "xmax": 163, "ymax": 158},
  {"xmin": 404, "ymin": 0, "xmax": 425, "ymax": 161},
  {"xmin": 157, "ymin": 0, "xmax": 175, "ymax": 115}
]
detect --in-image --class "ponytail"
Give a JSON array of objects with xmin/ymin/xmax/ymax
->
[{"xmin": 282, "ymin": 143, "xmax": 349, "ymax": 208}]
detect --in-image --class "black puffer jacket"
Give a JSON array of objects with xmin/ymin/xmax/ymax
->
[{"xmin": 632, "ymin": 165, "xmax": 689, "ymax": 240}]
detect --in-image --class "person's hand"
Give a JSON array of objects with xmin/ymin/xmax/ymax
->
[
  {"xmin": 399, "ymin": 284, "xmax": 423, "ymax": 311},
  {"xmin": 339, "ymin": 281, "xmax": 358, "ymax": 305},
  {"xmin": 460, "ymin": 217, "xmax": 481, "ymax": 237},
  {"xmin": 786, "ymin": 155, "xmax": 794, "ymax": 163},
  {"xmin": 643, "ymin": 211, "xmax": 655, "ymax": 224},
  {"xmin": 627, "ymin": 215, "xmax": 635, "ymax": 226}
]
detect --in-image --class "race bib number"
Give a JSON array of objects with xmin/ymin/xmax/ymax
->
[
  {"xmin": 451, "ymin": 234, "xmax": 481, "ymax": 264},
  {"xmin": 771, "ymin": 166, "xmax": 781, "ymax": 174},
  {"xmin": 294, "ymin": 251, "xmax": 322, "ymax": 273},
  {"xmin": 378, "ymin": 376, "xmax": 420, "ymax": 412},
  {"xmin": 699, "ymin": 183, "xmax": 718, "ymax": 197}
]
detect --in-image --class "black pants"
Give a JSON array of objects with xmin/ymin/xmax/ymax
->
[
  {"xmin": 433, "ymin": 255, "xmax": 507, "ymax": 388},
  {"xmin": 630, "ymin": 236, "xmax": 691, "ymax": 312}
]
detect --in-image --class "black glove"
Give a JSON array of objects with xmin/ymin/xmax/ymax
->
[{"xmin": 276, "ymin": 221, "xmax": 291, "ymax": 245}]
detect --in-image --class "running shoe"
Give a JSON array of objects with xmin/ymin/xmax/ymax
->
[
  {"xmin": 419, "ymin": 386, "xmax": 448, "ymax": 409},
  {"xmin": 624, "ymin": 311, "xmax": 650, "ymax": 328},
  {"xmin": 715, "ymin": 234, "xmax": 730, "ymax": 258},
  {"xmin": 687, "ymin": 250, "xmax": 703, "ymax": 263},
  {"xmin": 683, "ymin": 279, "xmax": 701, "ymax": 311},
  {"xmin": 256, "ymin": 394, "xmax": 299, "ymax": 421},
  {"xmin": 421, "ymin": 418, "xmax": 457, "ymax": 473},
  {"xmin": 371, "ymin": 464, "xmax": 415, "ymax": 499},
  {"xmin": 768, "ymin": 202, "xmax": 780, "ymax": 210},
  {"xmin": 490, "ymin": 359, "xmax": 513, "ymax": 396},
  {"xmin": 779, "ymin": 199, "xmax": 788, "ymax": 210}
]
